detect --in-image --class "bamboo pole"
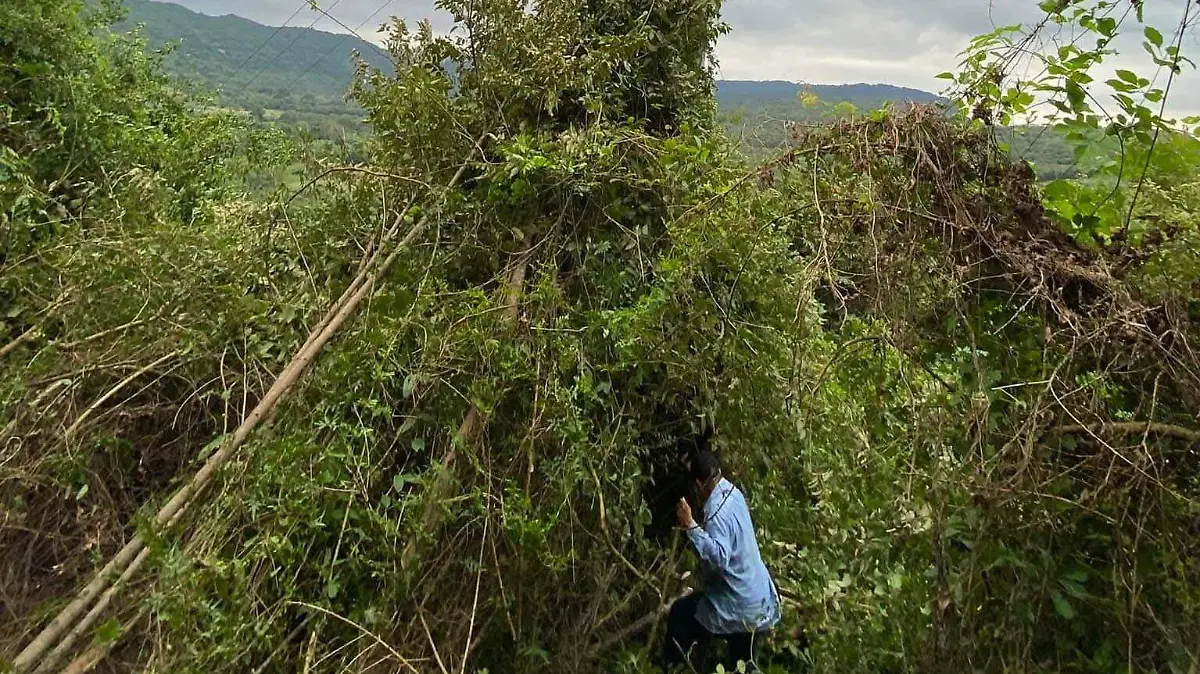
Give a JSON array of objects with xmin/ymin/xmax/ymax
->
[
  {"xmin": 0, "ymin": 326, "xmax": 40, "ymax": 360},
  {"xmin": 13, "ymin": 159, "xmax": 473, "ymax": 674},
  {"xmin": 32, "ymin": 549, "xmax": 151, "ymax": 674},
  {"xmin": 400, "ymin": 248, "xmax": 532, "ymax": 570},
  {"xmin": 1055, "ymin": 421, "xmax": 1200, "ymax": 444},
  {"xmin": 588, "ymin": 592, "xmax": 690, "ymax": 657}
]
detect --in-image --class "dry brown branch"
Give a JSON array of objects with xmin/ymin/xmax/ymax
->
[
  {"xmin": 290, "ymin": 602, "xmax": 421, "ymax": 674},
  {"xmin": 279, "ymin": 165, "xmax": 431, "ymax": 214},
  {"xmin": 460, "ymin": 515, "xmax": 488, "ymax": 674},
  {"xmin": 63, "ymin": 351, "xmax": 179, "ymax": 439},
  {"xmin": 58, "ymin": 318, "xmax": 150, "ymax": 350},
  {"xmin": 250, "ymin": 618, "xmax": 310, "ymax": 674},
  {"xmin": 419, "ymin": 612, "xmax": 450, "ymax": 674},
  {"xmin": 589, "ymin": 463, "xmax": 652, "ymax": 585},
  {"xmin": 587, "ymin": 591, "xmax": 689, "ymax": 658}
]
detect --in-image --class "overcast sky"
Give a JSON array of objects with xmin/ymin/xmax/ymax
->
[{"xmin": 169, "ymin": 0, "xmax": 1200, "ymax": 113}]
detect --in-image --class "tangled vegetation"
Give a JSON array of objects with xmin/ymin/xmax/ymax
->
[{"xmin": 2, "ymin": 0, "xmax": 1199, "ymax": 673}]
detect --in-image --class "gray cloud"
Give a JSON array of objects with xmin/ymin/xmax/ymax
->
[
  {"xmin": 716, "ymin": 0, "xmax": 1199, "ymax": 113},
  {"xmin": 171, "ymin": 0, "xmax": 1200, "ymax": 113}
]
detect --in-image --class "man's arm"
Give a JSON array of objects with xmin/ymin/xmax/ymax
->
[
  {"xmin": 676, "ymin": 497, "xmax": 734, "ymax": 572},
  {"xmin": 687, "ymin": 515, "xmax": 734, "ymax": 572}
]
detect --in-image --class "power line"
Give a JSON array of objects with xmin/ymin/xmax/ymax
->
[
  {"xmin": 277, "ymin": 0, "xmax": 395, "ymax": 99},
  {"xmin": 218, "ymin": 0, "xmax": 311, "ymax": 91},
  {"xmin": 233, "ymin": 0, "xmax": 347, "ymax": 98},
  {"xmin": 305, "ymin": 1, "xmax": 393, "ymax": 60}
]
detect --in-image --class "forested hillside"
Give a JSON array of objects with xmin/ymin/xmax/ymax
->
[
  {"xmin": 120, "ymin": 0, "xmax": 1088, "ymax": 178},
  {"xmin": 4, "ymin": 0, "xmax": 1199, "ymax": 673},
  {"xmin": 120, "ymin": 0, "xmax": 391, "ymax": 109}
]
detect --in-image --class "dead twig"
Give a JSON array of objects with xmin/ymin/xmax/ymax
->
[
  {"xmin": 290, "ymin": 602, "xmax": 422, "ymax": 674},
  {"xmin": 63, "ymin": 351, "xmax": 180, "ymax": 439}
]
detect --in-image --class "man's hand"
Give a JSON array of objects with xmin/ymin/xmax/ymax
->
[{"xmin": 676, "ymin": 497, "xmax": 697, "ymax": 530}]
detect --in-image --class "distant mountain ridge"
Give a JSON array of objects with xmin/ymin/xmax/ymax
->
[
  {"xmin": 116, "ymin": 1, "xmax": 1078, "ymax": 178},
  {"xmin": 717, "ymin": 80, "xmax": 941, "ymax": 107},
  {"xmin": 120, "ymin": 0, "xmax": 939, "ymax": 114},
  {"xmin": 119, "ymin": 0, "xmax": 391, "ymax": 110}
]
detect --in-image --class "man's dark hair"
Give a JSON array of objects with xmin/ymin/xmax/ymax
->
[{"xmin": 688, "ymin": 450, "xmax": 721, "ymax": 482}]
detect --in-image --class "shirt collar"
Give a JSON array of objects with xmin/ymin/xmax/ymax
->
[{"xmin": 704, "ymin": 477, "xmax": 733, "ymax": 517}]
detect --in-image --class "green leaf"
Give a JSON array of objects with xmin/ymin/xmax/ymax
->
[
  {"xmin": 1061, "ymin": 579, "xmax": 1089, "ymax": 599},
  {"xmin": 1065, "ymin": 80, "xmax": 1086, "ymax": 110},
  {"xmin": 411, "ymin": 437, "xmax": 426, "ymax": 452},
  {"xmin": 200, "ymin": 433, "xmax": 229, "ymax": 459},
  {"xmin": 93, "ymin": 618, "xmax": 121, "ymax": 645},
  {"xmin": 935, "ymin": 72, "xmax": 956, "ymax": 81},
  {"xmin": 1145, "ymin": 26, "xmax": 1163, "ymax": 48},
  {"xmin": 16, "ymin": 61, "xmax": 53, "ymax": 77},
  {"xmin": 1116, "ymin": 69, "xmax": 1139, "ymax": 85},
  {"xmin": 1106, "ymin": 79, "xmax": 1133, "ymax": 93},
  {"xmin": 402, "ymin": 374, "xmax": 418, "ymax": 398},
  {"xmin": 1052, "ymin": 591, "xmax": 1076, "ymax": 619},
  {"xmin": 1063, "ymin": 569, "xmax": 1089, "ymax": 583}
]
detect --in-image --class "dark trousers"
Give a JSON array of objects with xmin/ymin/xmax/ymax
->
[{"xmin": 661, "ymin": 592, "xmax": 758, "ymax": 672}]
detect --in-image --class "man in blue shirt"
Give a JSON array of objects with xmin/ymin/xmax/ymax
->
[{"xmin": 662, "ymin": 450, "xmax": 780, "ymax": 671}]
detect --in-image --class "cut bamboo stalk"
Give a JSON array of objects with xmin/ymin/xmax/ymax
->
[
  {"xmin": 13, "ymin": 159, "xmax": 473, "ymax": 674},
  {"xmin": 32, "ymin": 548, "xmax": 151, "ymax": 674},
  {"xmin": 295, "ymin": 200, "xmax": 416, "ymax": 360},
  {"xmin": 0, "ymin": 326, "xmax": 40, "ymax": 360},
  {"xmin": 588, "ymin": 591, "xmax": 690, "ymax": 657},
  {"xmin": 57, "ymin": 645, "xmax": 105, "ymax": 674},
  {"xmin": 400, "ymin": 249, "xmax": 532, "ymax": 570}
]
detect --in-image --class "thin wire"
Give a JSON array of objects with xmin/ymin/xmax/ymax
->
[
  {"xmin": 304, "ymin": 1, "xmax": 393, "ymax": 59},
  {"xmin": 1124, "ymin": 0, "xmax": 1194, "ymax": 228},
  {"xmin": 232, "ymin": 0, "xmax": 348, "ymax": 97},
  {"xmin": 277, "ymin": 0, "xmax": 395, "ymax": 98},
  {"xmin": 217, "ymin": 0, "xmax": 311, "ymax": 91}
]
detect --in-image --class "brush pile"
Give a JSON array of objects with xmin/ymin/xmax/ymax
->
[{"xmin": 3, "ymin": 0, "xmax": 1199, "ymax": 672}]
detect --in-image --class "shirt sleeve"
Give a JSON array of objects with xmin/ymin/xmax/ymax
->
[{"xmin": 686, "ymin": 509, "xmax": 735, "ymax": 573}]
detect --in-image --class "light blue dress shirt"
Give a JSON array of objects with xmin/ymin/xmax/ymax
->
[{"xmin": 686, "ymin": 477, "xmax": 781, "ymax": 635}]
